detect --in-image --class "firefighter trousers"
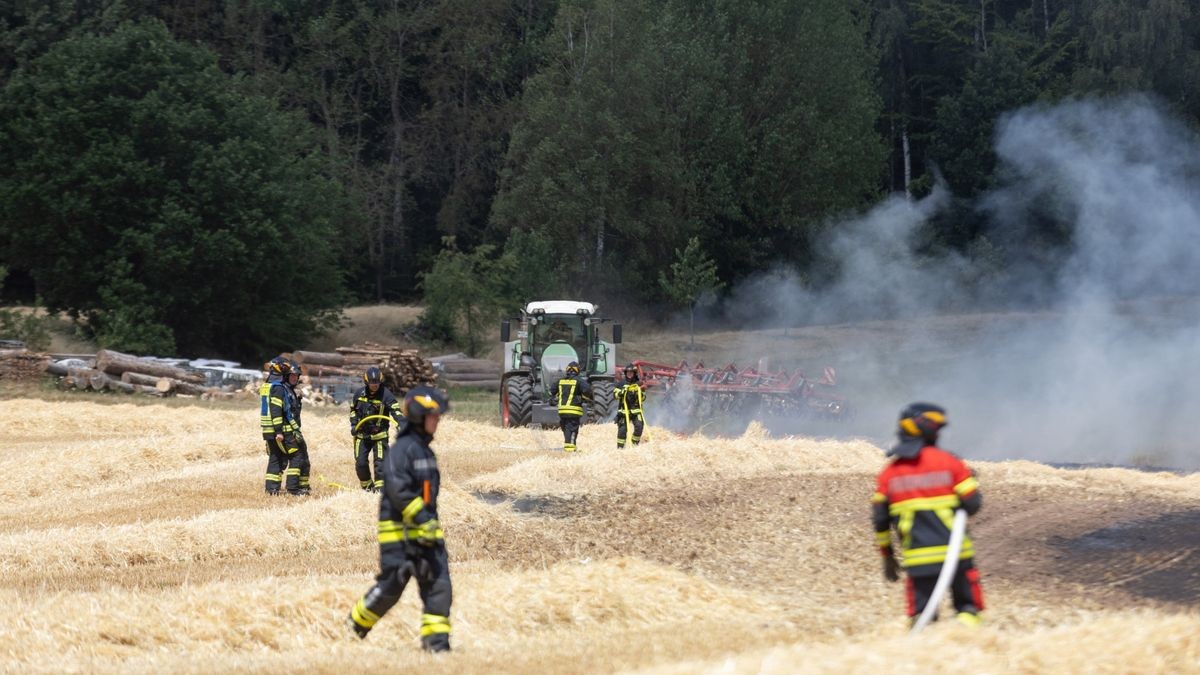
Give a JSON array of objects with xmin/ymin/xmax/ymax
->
[
  {"xmin": 354, "ymin": 437, "xmax": 387, "ymax": 490},
  {"xmin": 616, "ymin": 411, "xmax": 644, "ymax": 447},
  {"xmin": 905, "ymin": 559, "xmax": 984, "ymax": 619},
  {"xmin": 560, "ymin": 415, "xmax": 581, "ymax": 452},
  {"xmin": 290, "ymin": 434, "xmax": 311, "ymax": 494},
  {"xmin": 350, "ymin": 542, "xmax": 452, "ymax": 651},
  {"xmin": 264, "ymin": 436, "xmax": 304, "ymax": 495}
]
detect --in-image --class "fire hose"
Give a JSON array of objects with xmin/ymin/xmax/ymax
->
[
  {"xmin": 910, "ymin": 509, "xmax": 968, "ymax": 634},
  {"xmin": 353, "ymin": 413, "xmax": 399, "ymax": 435}
]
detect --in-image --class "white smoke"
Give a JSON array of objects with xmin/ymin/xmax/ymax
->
[{"xmin": 713, "ymin": 95, "xmax": 1200, "ymax": 468}]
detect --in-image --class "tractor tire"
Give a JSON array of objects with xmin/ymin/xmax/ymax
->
[
  {"xmin": 588, "ymin": 379, "xmax": 616, "ymax": 424},
  {"xmin": 500, "ymin": 375, "xmax": 533, "ymax": 428}
]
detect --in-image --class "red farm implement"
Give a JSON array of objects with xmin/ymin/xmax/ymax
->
[{"xmin": 631, "ymin": 359, "xmax": 849, "ymax": 435}]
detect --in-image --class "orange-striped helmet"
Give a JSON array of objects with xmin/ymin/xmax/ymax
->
[{"xmin": 898, "ymin": 403, "xmax": 947, "ymax": 441}]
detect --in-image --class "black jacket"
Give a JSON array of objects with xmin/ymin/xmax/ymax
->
[
  {"xmin": 555, "ymin": 376, "xmax": 592, "ymax": 417},
  {"xmin": 286, "ymin": 382, "xmax": 303, "ymax": 428},
  {"xmin": 378, "ymin": 424, "xmax": 442, "ymax": 547},
  {"xmin": 350, "ymin": 385, "xmax": 405, "ymax": 440}
]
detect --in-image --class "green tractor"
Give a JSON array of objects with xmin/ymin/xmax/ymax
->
[{"xmin": 499, "ymin": 301, "xmax": 622, "ymax": 428}]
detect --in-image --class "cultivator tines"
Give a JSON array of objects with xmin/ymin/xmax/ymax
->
[{"xmin": 632, "ymin": 359, "xmax": 849, "ymax": 427}]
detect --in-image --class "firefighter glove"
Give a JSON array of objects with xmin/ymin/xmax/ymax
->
[
  {"xmin": 411, "ymin": 519, "xmax": 442, "ymax": 546},
  {"xmin": 882, "ymin": 553, "xmax": 901, "ymax": 583}
]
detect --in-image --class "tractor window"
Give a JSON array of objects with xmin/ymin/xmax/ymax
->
[
  {"xmin": 535, "ymin": 316, "xmax": 584, "ymax": 345},
  {"xmin": 532, "ymin": 316, "xmax": 587, "ymax": 365}
]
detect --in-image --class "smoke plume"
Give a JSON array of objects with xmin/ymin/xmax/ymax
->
[{"xmin": 704, "ymin": 96, "xmax": 1200, "ymax": 469}]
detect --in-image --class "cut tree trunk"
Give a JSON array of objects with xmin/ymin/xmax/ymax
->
[
  {"xmin": 121, "ymin": 371, "xmax": 164, "ymax": 387},
  {"xmin": 440, "ymin": 359, "xmax": 498, "ymax": 374},
  {"xmin": 293, "ymin": 351, "xmax": 346, "ymax": 367},
  {"xmin": 441, "ymin": 379, "xmax": 501, "ymax": 391},
  {"xmin": 96, "ymin": 350, "xmax": 205, "ymax": 383}
]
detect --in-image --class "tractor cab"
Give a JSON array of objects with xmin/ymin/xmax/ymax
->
[{"xmin": 499, "ymin": 300, "xmax": 622, "ymax": 428}]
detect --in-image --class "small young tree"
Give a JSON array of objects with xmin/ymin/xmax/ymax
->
[
  {"xmin": 0, "ymin": 266, "xmax": 52, "ymax": 351},
  {"xmin": 659, "ymin": 237, "xmax": 724, "ymax": 348},
  {"xmin": 420, "ymin": 237, "xmax": 515, "ymax": 357}
]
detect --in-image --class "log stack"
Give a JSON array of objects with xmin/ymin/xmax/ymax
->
[
  {"xmin": 297, "ymin": 384, "xmax": 337, "ymax": 406},
  {"xmin": 334, "ymin": 343, "xmax": 437, "ymax": 395},
  {"xmin": 0, "ymin": 348, "xmax": 51, "ymax": 381},
  {"xmin": 431, "ymin": 353, "xmax": 500, "ymax": 391},
  {"xmin": 96, "ymin": 349, "xmax": 206, "ymax": 383},
  {"xmin": 52, "ymin": 348, "xmax": 233, "ymax": 399}
]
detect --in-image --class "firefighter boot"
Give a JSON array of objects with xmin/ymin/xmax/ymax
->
[
  {"xmin": 346, "ymin": 614, "xmax": 370, "ymax": 639},
  {"xmin": 956, "ymin": 607, "xmax": 982, "ymax": 627},
  {"xmin": 420, "ymin": 613, "xmax": 451, "ymax": 652},
  {"xmin": 421, "ymin": 634, "xmax": 450, "ymax": 653}
]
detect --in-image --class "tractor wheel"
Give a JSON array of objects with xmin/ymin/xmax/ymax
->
[
  {"xmin": 500, "ymin": 375, "xmax": 533, "ymax": 428},
  {"xmin": 588, "ymin": 379, "xmax": 616, "ymax": 424}
]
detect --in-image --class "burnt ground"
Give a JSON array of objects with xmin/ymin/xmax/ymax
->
[
  {"xmin": 1051, "ymin": 510, "xmax": 1200, "ymax": 605},
  {"xmin": 477, "ymin": 472, "xmax": 1200, "ymax": 622}
]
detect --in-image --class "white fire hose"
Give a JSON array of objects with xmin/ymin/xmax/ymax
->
[{"xmin": 910, "ymin": 508, "xmax": 968, "ymax": 634}]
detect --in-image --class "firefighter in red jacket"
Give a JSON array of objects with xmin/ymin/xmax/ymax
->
[{"xmin": 872, "ymin": 403, "xmax": 984, "ymax": 626}]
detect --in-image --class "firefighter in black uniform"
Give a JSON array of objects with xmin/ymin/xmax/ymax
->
[
  {"xmin": 556, "ymin": 361, "xmax": 591, "ymax": 452},
  {"xmin": 872, "ymin": 403, "xmax": 985, "ymax": 626},
  {"xmin": 349, "ymin": 367, "xmax": 406, "ymax": 491},
  {"xmin": 259, "ymin": 357, "xmax": 301, "ymax": 495},
  {"xmin": 347, "ymin": 385, "xmax": 453, "ymax": 652},
  {"xmin": 285, "ymin": 359, "xmax": 311, "ymax": 495},
  {"xmin": 614, "ymin": 363, "xmax": 646, "ymax": 448}
]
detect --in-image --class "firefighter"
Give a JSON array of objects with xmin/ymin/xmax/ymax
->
[
  {"xmin": 872, "ymin": 403, "xmax": 985, "ymax": 626},
  {"xmin": 285, "ymin": 359, "xmax": 311, "ymax": 495},
  {"xmin": 258, "ymin": 357, "xmax": 301, "ymax": 495},
  {"xmin": 349, "ymin": 366, "xmax": 406, "ymax": 491},
  {"xmin": 556, "ymin": 361, "xmax": 592, "ymax": 452},
  {"xmin": 347, "ymin": 385, "xmax": 453, "ymax": 652},
  {"xmin": 613, "ymin": 363, "xmax": 645, "ymax": 448}
]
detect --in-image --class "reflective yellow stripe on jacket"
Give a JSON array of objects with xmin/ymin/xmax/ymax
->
[
  {"xmin": 889, "ymin": 494, "xmax": 973, "ymax": 566},
  {"xmin": 619, "ymin": 384, "xmax": 644, "ymax": 414},
  {"xmin": 260, "ymin": 382, "xmax": 299, "ymax": 435},
  {"xmin": 557, "ymin": 379, "xmax": 583, "ymax": 416},
  {"xmin": 377, "ymin": 519, "xmax": 444, "ymax": 544},
  {"xmin": 902, "ymin": 542, "xmax": 975, "ymax": 567}
]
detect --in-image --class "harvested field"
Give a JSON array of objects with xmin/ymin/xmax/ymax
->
[{"xmin": 1, "ymin": 397, "xmax": 1198, "ymax": 673}]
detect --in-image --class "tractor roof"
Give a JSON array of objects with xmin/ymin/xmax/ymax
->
[{"xmin": 525, "ymin": 300, "xmax": 595, "ymax": 316}]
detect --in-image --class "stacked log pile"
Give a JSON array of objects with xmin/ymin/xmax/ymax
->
[
  {"xmin": 431, "ymin": 353, "xmax": 500, "ymax": 391},
  {"xmin": 285, "ymin": 344, "xmax": 434, "ymax": 401},
  {"xmin": 335, "ymin": 343, "xmax": 436, "ymax": 395},
  {"xmin": 0, "ymin": 348, "xmax": 51, "ymax": 381},
  {"xmin": 296, "ymin": 384, "xmax": 337, "ymax": 406},
  {"xmin": 25, "ymin": 343, "xmax": 435, "ymax": 404},
  {"xmin": 53, "ymin": 349, "xmax": 233, "ymax": 399}
]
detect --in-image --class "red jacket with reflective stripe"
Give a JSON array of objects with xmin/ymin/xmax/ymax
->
[{"xmin": 872, "ymin": 445, "xmax": 981, "ymax": 576}]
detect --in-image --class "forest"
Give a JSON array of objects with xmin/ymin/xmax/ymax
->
[{"xmin": 0, "ymin": 0, "xmax": 1196, "ymax": 358}]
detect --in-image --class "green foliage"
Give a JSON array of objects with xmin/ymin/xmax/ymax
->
[
  {"xmin": 493, "ymin": 0, "xmax": 884, "ymax": 296},
  {"xmin": 931, "ymin": 42, "xmax": 1039, "ymax": 199},
  {"xmin": 0, "ymin": 20, "xmax": 346, "ymax": 360},
  {"xmin": 658, "ymin": 237, "xmax": 724, "ymax": 346},
  {"xmin": 3, "ymin": 0, "xmax": 1200, "ymax": 346},
  {"xmin": 0, "ymin": 266, "xmax": 51, "ymax": 351},
  {"xmin": 419, "ymin": 237, "xmax": 515, "ymax": 357},
  {"xmin": 501, "ymin": 229, "xmax": 561, "ymax": 299}
]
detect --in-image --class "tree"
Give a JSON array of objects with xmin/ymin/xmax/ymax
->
[
  {"xmin": 0, "ymin": 266, "xmax": 51, "ymax": 350},
  {"xmin": 930, "ymin": 42, "xmax": 1038, "ymax": 201},
  {"xmin": 493, "ymin": 0, "xmax": 884, "ymax": 296},
  {"xmin": 0, "ymin": 20, "xmax": 346, "ymax": 360},
  {"xmin": 659, "ymin": 237, "xmax": 723, "ymax": 348},
  {"xmin": 419, "ymin": 237, "xmax": 515, "ymax": 356}
]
